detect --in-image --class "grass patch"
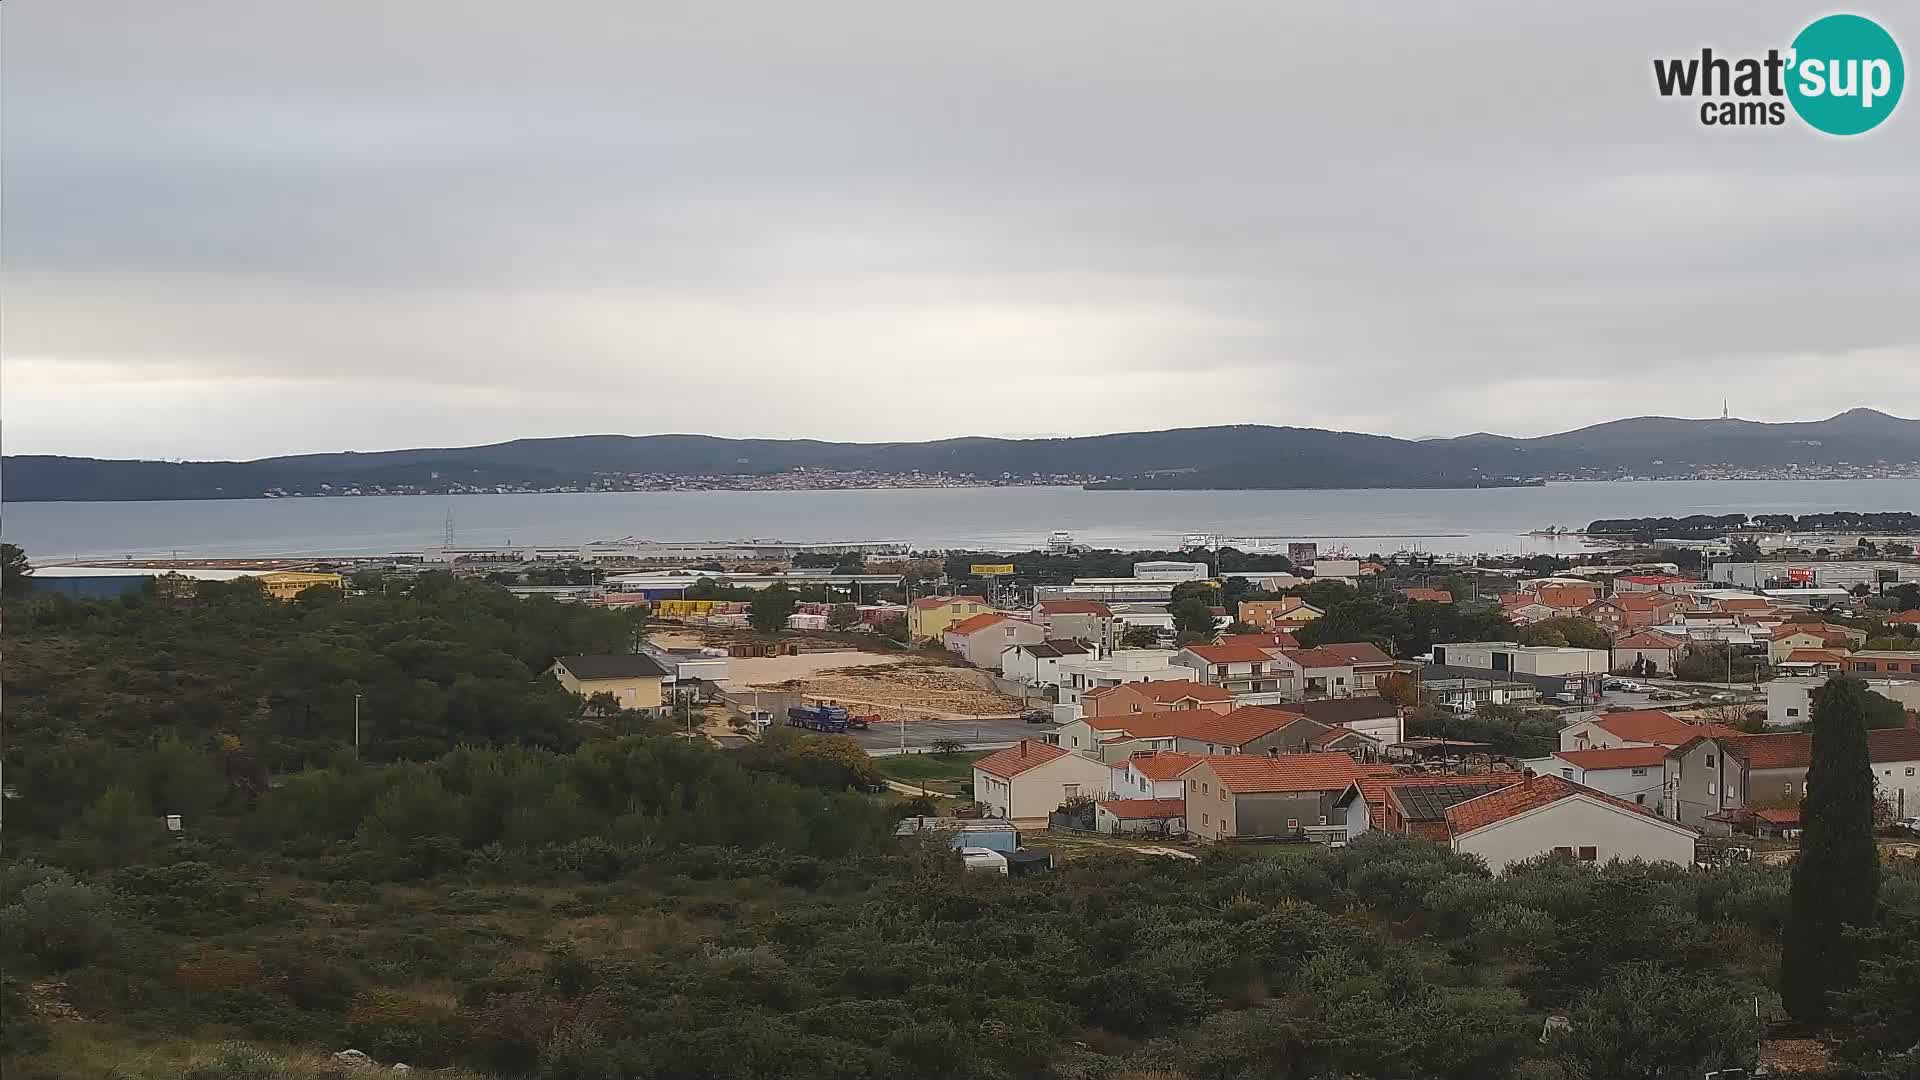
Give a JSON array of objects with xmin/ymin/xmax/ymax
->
[{"xmin": 874, "ymin": 751, "xmax": 985, "ymax": 794}]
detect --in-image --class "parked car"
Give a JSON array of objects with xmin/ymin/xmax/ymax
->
[
  {"xmin": 1710, "ymin": 692, "xmax": 1738, "ymax": 704},
  {"xmin": 1022, "ymin": 709, "xmax": 1052, "ymax": 724}
]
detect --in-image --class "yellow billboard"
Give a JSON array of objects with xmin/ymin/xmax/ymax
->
[{"xmin": 970, "ymin": 564, "xmax": 1015, "ymax": 577}]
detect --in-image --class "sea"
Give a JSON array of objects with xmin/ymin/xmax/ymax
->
[{"xmin": 3, "ymin": 479, "xmax": 1918, "ymax": 563}]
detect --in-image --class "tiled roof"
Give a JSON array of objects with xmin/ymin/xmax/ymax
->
[
  {"xmin": 1090, "ymin": 714, "xmax": 1193, "ymax": 739},
  {"xmin": 1887, "ymin": 611, "xmax": 1920, "ymax": 624},
  {"xmin": 1587, "ymin": 709, "xmax": 1738, "ymax": 747},
  {"xmin": 1096, "ymin": 797, "xmax": 1187, "ymax": 820},
  {"xmin": 1126, "ymin": 680, "xmax": 1234, "ymax": 704},
  {"xmin": 1783, "ymin": 649, "xmax": 1849, "ymax": 665},
  {"xmin": 1308, "ymin": 726, "xmax": 1375, "ymax": 748},
  {"xmin": 1037, "ymin": 599, "xmax": 1113, "ymax": 617},
  {"xmin": 1188, "ymin": 753, "xmax": 1389, "ymax": 794},
  {"xmin": 1299, "ymin": 642, "xmax": 1395, "ymax": 666},
  {"xmin": 972, "ymin": 740, "xmax": 1070, "ymax": 779},
  {"xmin": 1611, "ymin": 593, "xmax": 1681, "ymax": 611},
  {"xmin": 945, "ymin": 612, "xmax": 1009, "ymax": 637},
  {"xmin": 1181, "ymin": 706, "xmax": 1301, "ymax": 747},
  {"xmin": 1400, "ymin": 588, "xmax": 1453, "ymax": 603},
  {"xmin": 1220, "ymin": 631, "xmax": 1300, "ymax": 650},
  {"xmin": 1271, "ymin": 696, "xmax": 1400, "ymax": 725},
  {"xmin": 555, "ymin": 654, "xmax": 671, "ymax": 680},
  {"xmin": 1722, "ymin": 728, "xmax": 1920, "ymax": 771},
  {"xmin": 1125, "ymin": 751, "xmax": 1205, "ymax": 781},
  {"xmin": 1755, "ymin": 807, "xmax": 1801, "ymax": 825},
  {"xmin": 1184, "ymin": 643, "xmax": 1279, "ymax": 664},
  {"xmin": 1614, "ymin": 630, "xmax": 1686, "ymax": 649},
  {"xmin": 1553, "ymin": 746, "xmax": 1670, "ymax": 771},
  {"xmin": 911, "ymin": 594, "xmax": 987, "ymax": 610},
  {"xmin": 1444, "ymin": 773, "xmax": 1677, "ymax": 835}
]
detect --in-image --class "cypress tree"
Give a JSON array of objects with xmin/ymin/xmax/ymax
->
[{"xmin": 1780, "ymin": 676, "xmax": 1881, "ymax": 1024}]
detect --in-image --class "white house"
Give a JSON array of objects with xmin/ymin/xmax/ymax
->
[
  {"xmin": 944, "ymin": 613, "xmax": 1044, "ymax": 668},
  {"xmin": 1768, "ymin": 675, "xmax": 1920, "ymax": 729},
  {"xmin": 1000, "ymin": 639, "xmax": 1094, "ymax": 687},
  {"xmin": 1518, "ymin": 746, "xmax": 1667, "ymax": 810},
  {"xmin": 1445, "ymin": 774, "xmax": 1699, "ymax": 873},
  {"xmin": 1106, "ymin": 750, "xmax": 1203, "ymax": 800},
  {"xmin": 1056, "ymin": 649, "xmax": 1195, "ymax": 706},
  {"xmin": 970, "ymin": 740, "xmax": 1113, "ymax": 827}
]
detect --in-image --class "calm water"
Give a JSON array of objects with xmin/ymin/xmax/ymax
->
[{"xmin": 4, "ymin": 479, "xmax": 1918, "ymax": 561}]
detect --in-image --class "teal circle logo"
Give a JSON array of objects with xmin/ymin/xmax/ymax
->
[{"xmin": 1787, "ymin": 14, "xmax": 1904, "ymax": 134}]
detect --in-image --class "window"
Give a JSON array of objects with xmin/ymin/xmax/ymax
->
[
  {"xmin": 1705, "ymin": 754, "xmax": 1716, "ymax": 768},
  {"xmin": 1908, "ymin": 768, "xmax": 1916, "ymax": 777},
  {"xmin": 1635, "ymin": 794, "xmax": 1646, "ymax": 805},
  {"xmin": 1063, "ymin": 784, "xmax": 1079, "ymax": 798},
  {"xmin": 1787, "ymin": 707, "xmax": 1800, "ymax": 717},
  {"xmin": 1578, "ymin": 846, "xmax": 1598, "ymax": 862},
  {"xmin": 1202, "ymin": 813, "xmax": 1209, "ymax": 825},
  {"xmin": 1631, "ymin": 768, "xmax": 1647, "ymax": 776},
  {"xmin": 1856, "ymin": 662, "xmax": 1873, "ymax": 672},
  {"xmin": 1552, "ymin": 846, "xmax": 1573, "ymax": 856},
  {"xmin": 1561, "ymin": 768, "xmax": 1574, "ymax": 780},
  {"xmin": 1708, "ymin": 781, "xmax": 1716, "ymax": 795},
  {"xmin": 1319, "ymin": 815, "xmax": 1328, "ymax": 825},
  {"xmin": 1131, "ymin": 704, "xmax": 1142, "ymax": 713},
  {"xmin": 1202, "ymin": 783, "xmax": 1210, "ymax": 795},
  {"xmin": 1286, "ymin": 818, "xmax": 1299, "ymax": 829}
]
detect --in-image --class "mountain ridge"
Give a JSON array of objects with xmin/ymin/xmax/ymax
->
[{"xmin": 5, "ymin": 409, "xmax": 1917, "ymax": 502}]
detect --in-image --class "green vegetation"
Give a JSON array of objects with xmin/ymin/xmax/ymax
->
[
  {"xmin": 1517, "ymin": 617, "xmax": 1612, "ymax": 651},
  {"xmin": 1672, "ymin": 641, "xmax": 1772, "ymax": 684},
  {"xmin": 748, "ymin": 582, "xmax": 799, "ymax": 633},
  {"xmin": 1293, "ymin": 584, "xmax": 1515, "ymax": 658},
  {"xmin": 1782, "ymin": 676, "xmax": 1882, "ymax": 1025},
  {"xmin": 10, "ymin": 567, "xmax": 1920, "ymax": 1079},
  {"xmin": 872, "ymin": 751, "xmax": 986, "ymax": 795},
  {"xmin": 1587, "ymin": 511, "xmax": 1920, "ymax": 538}
]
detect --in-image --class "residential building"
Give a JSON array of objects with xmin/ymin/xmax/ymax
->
[
  {"xmin": 1170, "ymin": 707, "xmax": 1322, "ymax": 757},
  {"xmin": 907, "ymin": 594, "xmax": 991, "ymax": 641},
  {"xmin": 1519, "ymin": 746, "xmax": 1667, "ymax": 809},
  {"xmin": 1339, "ymin": 774, "xmax": 1523, "ymax": 840},
  {"xmin": 1583, "ymin": 593, "xmax": 1682, "ymax": 633},
  {"xmin": 550, "ymin": 654, "xmax": 670, "ymax": 712},
  {"xmin": 1418, "ymin": 674, "xmax": 1539, "ymax": 710},
  {"xmin": 1055, "ymin": 649, "xmax": 1195, "ymax": 706},
  {"xmin": 1055, "ymin": 713, "xmax": 1191, "ymax": 760},
  {"xmin": 1558, "ymin": 709, "xmax": 1739, "ymax": 753},
  {"xmin": 1237, "ymin": 597, "xmax": 1324, "ymax": 632},
  {"xmin": 1269, "ymin": 696, "xmax": 1405, "ymax": 745},
  {"xmin": 1610, "ymin": 630, "xmax": 1688, "ymax": 676},
  {"xmin": 1501, "ymin": 600, "xmax": 1562, "ymax": 626},
  {"xmin": 1432, "ymin": 642, "xmax": 1608, "ymax": 678},
  {"xmin": 1032, "ymin": 599, "xmax": 1118, "ymax": 652},
  {"xmin": 1664, "ymin": 725, "xmax": 1920, "ymax": 827},
  {"xmin": 1530, "ymin": 583, "xmax": 1601, "ymax": 610},
  {"xmin": 1218, "ymin": 630, "xmax": 1300, "ymax": 650},
  {"xmin": 1399, "ymin": 587, "xmax": 1453, "ymax": 604},
  {"xmin": 944, "ymin": 613, "xmax": 1044, "ymax": 668},
  {"xmin": 1107, "ymin": 750, "xmax": 1204, "ymax": 800},
  {"xmin": 1767, "ymin": 675, "xmax": 1920, "ymax": 728},
  {"xmin": 1779, "ymin": 649, "xmax": 1850, "ymax": 676},
  {"xmin": 1768, "ymin": 623, "xmax": 1868, "ymax": 663},
  {"xmin": 1000, "ymin": 639, "xmax": 1093, "ymax": 686},
  {"xmin": 1444, "ymin": 773, "xmax": 1699, "ymax": 873},
  {"xmin": 1276, "ymin": 642, "xmax": 1396, "ymax": 697},
  {"xmin": 1181, "ymin": 754, "xmax": 1384, "ymax": 842},
  {"xmin": 970, "ymin": 740, "xmax": 1112, "ymax": 827},
  {"xmin": 1078, "ymin": 679, "xmax": 1234, "ymax": 720},
  {"xmin": 1094, "ymin": 798, "xmax": 1186, "ymax": 836},
  {"xmin": 1886, "ymin": 610, "xmax": 1920, "ymax": 626},
  {"xmin": 1176, "ymin": 643, "xmax": 1290, "ymax": 695},
  {"xmin": 256, "ymin": 571, "xmax": 348, "ymax": 599},
  {"xmin": 1849, "ymin": 650, "xmax": 1920, "ymax": 680}
]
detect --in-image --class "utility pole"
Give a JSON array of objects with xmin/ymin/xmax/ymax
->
[{"xmin": 353, "ymin": 693, "xmax": 363, "ymax": 751}]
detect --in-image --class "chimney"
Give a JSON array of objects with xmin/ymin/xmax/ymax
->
[{"xmin": 1020, "ymin": 742, "xmax": 1028, "ymax": 758}]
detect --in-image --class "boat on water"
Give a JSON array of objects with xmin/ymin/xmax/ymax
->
[
  {"xmin": 1527, "ymin": 525, "xmax": 1584, "ymax": 536},
  {"xmin": 1047, "ymin": 530, "xmax": 1077, "ymax": 553}
]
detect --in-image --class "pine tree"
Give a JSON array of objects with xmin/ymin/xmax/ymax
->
[{"xmin": 1780, "ymin": 676, "xmax": 1882, "ymax": 1024}]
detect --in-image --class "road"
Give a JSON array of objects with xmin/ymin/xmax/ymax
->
[{"xmin": 856, "ymin": 716, "xmax": 1043, "ymax": 755}]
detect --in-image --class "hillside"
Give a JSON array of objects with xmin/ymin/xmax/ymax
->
[{"xmin": 5, "ymin": 409, "xmax": 1917, "ymax": 501}]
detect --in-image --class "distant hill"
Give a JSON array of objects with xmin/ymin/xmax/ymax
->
[{"xmin": 5, "ymin": 409, "xmax": 1917, "ymax": 501}]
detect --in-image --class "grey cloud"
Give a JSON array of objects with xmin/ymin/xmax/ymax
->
[{"xmin": 3, "ymin": 0, "xmax": 1916, "ymax": 457}]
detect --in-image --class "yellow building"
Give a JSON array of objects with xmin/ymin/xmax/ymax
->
[
  {"xmin": 551, "ymin": 654, "xmax": 670, "ymax": 712},
  {"xmin": 257, "ymin": 571, "xmax": 345, "ymax": 600},
  {"xmin": 906, "ymin": 594, "xmax": 992, "ymax": 641}
]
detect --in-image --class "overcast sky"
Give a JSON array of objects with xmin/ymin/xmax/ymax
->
[{"xmin": 4, "ymin": 2, "xmax": 1916, "ymax": 460}]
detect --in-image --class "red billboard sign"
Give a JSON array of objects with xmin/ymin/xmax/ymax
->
[{"xmin": 1786, "ymin": 567, "xmax": 1814, "ymax": 584}]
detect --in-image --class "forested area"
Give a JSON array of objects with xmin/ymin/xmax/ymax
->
[{"xmin": 6, "ymin": 572, "xmax": 1920, "ymax": 1079}]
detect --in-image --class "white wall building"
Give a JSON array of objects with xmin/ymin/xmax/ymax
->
[
  {"xmin": 1431, "ymin": 642, "xmax": 1608, "ymax": 677},
  {"xmin": 1312, "ymin": 559, "xmax": 1362, "ymax": 584},
  {"xmin": 1131, "ymin": 561, "xmax": 1210, "ymax": 582},
  {"xmin": 1447, "ymin": 777, "xmax": 1699, "ymax": 873},
  {"xmin": 1056, "ymin": 649, "xmax": 1196, "ymax": 705},
  {"xmin": 1768, "ymin": 676, "xmax": 1920, "ymax": 728},
  {"xmin": 1518, "ymin": 747, "xmax": 1668, "ymax": 810}
]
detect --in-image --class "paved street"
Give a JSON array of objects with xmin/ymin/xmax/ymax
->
[{"xmin": 856, "ymin": 716, "xmax": 1044, "ymax": 755}]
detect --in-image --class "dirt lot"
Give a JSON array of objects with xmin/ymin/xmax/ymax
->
[{"xmin": 753, "ymin": 661, "xmax": 1023, "ymax": 721}]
